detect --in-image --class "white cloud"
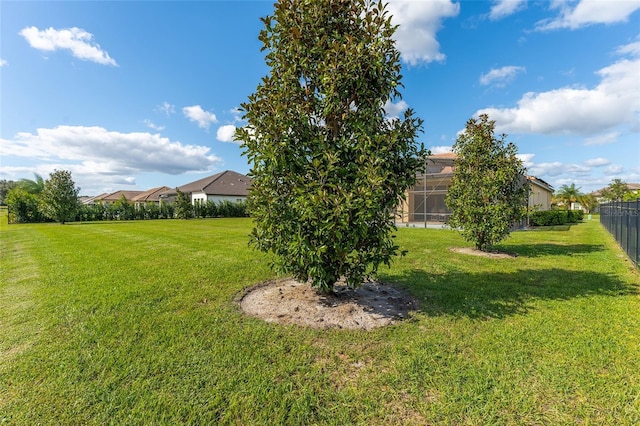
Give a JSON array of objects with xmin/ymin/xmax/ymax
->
[
  {"xmin": 477, "ymin": 41, "xmax": 640, "ymax": 136},
  {"xmin": 0, "ymin": 58, "xmax": 7, "ymax": 67},
  {"xmin": 604, "ymin": 164, "xmax": 624, "ymax": 175},
  {"xmin": 429, "ymin": 145, "xmax": 453, "ymax": 155},
  {"xmin": 387, "ymin": 0, "xmax": 460, "ymax": 65},
  {"xmin": 157, "ymin": 101, "xmax": 175, "ymax": 116},
  {"xmin": 528, "ymin": 161, "xmax": 564, "ymax": 177},
  {"xmin": 216, "ymin": 125, "xmax": 238, "ymax": 143},
  {"xmin": 143, "ymin": 119, "xmax": 165, "ymax": 131},
  {"xmin": 183, "ymin": 105, "xmax": 217, "ymax": 129},
  {"xmin": 479, "ymin": 65, "xmax": 525, "ymax": 87},
  {"xmin": 584, "ymin": 158, "xmax": 610, "ymax": 167},
  {"xmin": 517, "ymin": 153, "xmax": 536, "ymax": 168},
  {"xmin": 0, "ymin": 125, "xmax": 221, "ymax": 176},
  {"xmin": 536, "ymin": 0, "xmax": 640, "ymax": 31},
  {"xmin": 489, "ymin": 0, "xmax": 527, "ymax": 20},
  {"xmin": 583, "ymin": 132, "xmax": 619, "ymax": 146},
  {"xmin": 383, "ymin": 99, "xmax": 409, "ymax": 119},
  {"xmin": 19, "ymin": 26, "xmax": 117, "ymax": 66},
  {"xmin": 230, "ymin": 107, "xmax": 244, "ymax": 123}
]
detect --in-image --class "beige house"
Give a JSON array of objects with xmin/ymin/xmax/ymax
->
[
  {"xmin": 527, "ymin": 176, "xmax": 554, "ymax": 211},
  {"xmin": 131, "ymin": 186, "xmax": 173, "ymax": 207},
  {"xmin": 397, "ymin": 153, "xmax": 554, "ymax": 225},
  {"xmin": 83, "ymin": 190, "xmax": 143, "ymax": 205}
]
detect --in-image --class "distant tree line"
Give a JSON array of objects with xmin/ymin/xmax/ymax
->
[{"xmin": 5, "ymin": 171, "xmax": 249, "ymax": 224}]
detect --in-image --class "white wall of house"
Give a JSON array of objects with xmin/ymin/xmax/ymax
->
[{"xmin": 190, "ymin": 192, "xmax": 246, "ymax": 205}]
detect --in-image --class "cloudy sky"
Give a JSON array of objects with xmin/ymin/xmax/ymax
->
[{"xmin": 1, "ymin": 0, "xmax": 639, "ymax": 195}]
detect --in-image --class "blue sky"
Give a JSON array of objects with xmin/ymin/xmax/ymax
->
[{"xmin": 1, "ymin": 0, "xmax": 639, "ymax": 195}]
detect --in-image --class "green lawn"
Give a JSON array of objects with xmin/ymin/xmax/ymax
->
[{"xmin": 1, "ymin": 212, "xmax": 639, "ymax": 425}]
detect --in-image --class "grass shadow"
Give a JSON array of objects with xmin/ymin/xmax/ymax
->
[
  {"xmin": 494, "ymin": 243, "xmax": 606, "ymax": 258},
  {"xmin": 382, "ymin": 268, "xmax": 636, "ymax": 319}
]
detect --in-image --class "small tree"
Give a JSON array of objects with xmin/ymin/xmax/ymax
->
[
  {"xmin": 446, "ymin": 114, "xmax": 529, "ymax": 251},
  {"xmin": 6, "ymin": 187, "xmax": 44, "ymax": 223},
  {"xmin": 40, "ymin": 170, "xmax": 80, "ymax": 224},
  {"xmin": 236, "ymin": 0, "xmax": 426, "ymax": 293},
  {"xmin": 174, "ymin": 189, "xmax": 193, "ymax": 219}
]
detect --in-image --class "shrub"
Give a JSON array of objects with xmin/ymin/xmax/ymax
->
[{"xmin": 530, "ymin": 210, "xmax": 584, "ymax": 226}]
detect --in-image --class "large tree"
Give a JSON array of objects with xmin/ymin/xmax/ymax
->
[
  {"xmin": 236, "ymin": 0, "xmax": 426, "ymax": 293},
  {"xmin": 446, "ymin": 114, "xmax": 529, "ymax": 251},
  {"xmin": 600, "ymin": 178, "xmax": 630, "ymax": 202},
  {"xmin": 40, "ymin": 170, "xmax": 80, "ymax": 224}
]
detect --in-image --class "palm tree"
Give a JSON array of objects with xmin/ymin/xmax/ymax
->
[
  {"xmin": 578, "ymin": 194, "xmax": 598, "ymax": 213},
  {"xmin": 555, "ymin": 183, "xmax": 582, "ymax": 208},
  {"xmin": 17, "ymin": 173, "xmax": 45, "ymax": 194}
]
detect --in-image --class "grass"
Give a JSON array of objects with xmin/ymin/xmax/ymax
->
[{"xmin": 1, "ymin": 210, "xmax": 639, "ymax": 425}]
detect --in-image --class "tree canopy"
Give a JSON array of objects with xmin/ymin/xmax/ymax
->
[
  {"xmin": 40, "ymin": 170, "xmax": 80, "ymax": 224},
  {"xmin": 446, "ymin": 114, "xmax": 529, "ymax": 251},
  {"xmin": 236, "ymin": 0, "xmax": 426, "ymax": 293},
  {"xmin": 600, "ymin": 178, "xmax": 632, "ymax": 202},
  {"xmin": 554, "ymin": 183, "xmax": 582, "ymax": 207}
]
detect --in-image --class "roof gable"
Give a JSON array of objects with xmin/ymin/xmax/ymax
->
[
  {"xmin": 177, "ymin": 170, "xmax": 251, "ymax": 196},
  {"xmin": 131, "ymin": 186, "xmax": 173, "ymax": 202}
]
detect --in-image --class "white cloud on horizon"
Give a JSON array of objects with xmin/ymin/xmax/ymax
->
[
  {"xmin": 477, "ymin": 40, "xmax": 640, "ymax": 136},
  {"xmin": 387, "ymin": 0, "xmax": 460, "ymax": 65},
  {"xmin": 19, "ymin": 26, "xmax": 117, "ymax": 66},
  {"xmin": 0, "ymin": 58, "xmax": 7, "ymax": 67},
  {"xmin": 536, "ymin": 0, "xmax": 640, "ymax": 31},
  {"xmin": 429, "ymin": 145, "xmax": 453, "ymax": 155},
  {"xmin": 0, "ymin": 125, "xmax": 221, "ymax": 178},
  {"xmin": 183, "ymin": 105, "xmax": 217, "ymax": 129},
  {"xmin": 489, "ymin": 0, "xmax": 527, "ymax": 20},
  {"xmin": 216, "ymin": 125, "xmax": 238, "ymax": 143},
  {"xmin": 479, "ymin": 65, "xmax": 526, "ymax": 87}
]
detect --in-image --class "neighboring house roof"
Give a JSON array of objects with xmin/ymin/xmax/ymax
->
[
  {"xmin": 131, "ymin": 186, "xmax": 173, "ymax": 203},
  {"xmin": 82, "ymin": 193, "xmax": 110, "ymax": 205},
  {"xmin": 158, "ymin": 170, "xmax": 252, "ymax": 199},
  {"xmin": 430, "ymin": 152, "xmax": 457, "ymax": 159},
  {"xmin": 176, "ymin": 170, "xmax": 251, "ymax": 196},
  {"xmin": 527, "ymin": 176, "xmax": 554, "ymax": 192},
  {"xmin": 97, "ymin": 190, "xmax": 144, "ymax": 203}
]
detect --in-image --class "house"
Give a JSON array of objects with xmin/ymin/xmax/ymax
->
[
  {"xmin": 397, "ymin": 153, "xmax": 554, "ymax": 225},
  {"xmin": 81, "ymin": 193, "xmax": 109, "ymax": 205},
  {"xmin": 160, "ymin": 170, "xmax": 251, "ymax": 205},
  {"xmin": 398, "ymin": 153, "xmax": 455, "ymax": 224},
  {"xmin": 82, "ymin": 191, "xmax": 143, "ymax": 205},
  {"xmin": 131, "ymin": 186, "xmax": 173, "ymax": 207},
  {"xmin": 527, "ymin": 176, "xmax": 554, "ymax": 211}
]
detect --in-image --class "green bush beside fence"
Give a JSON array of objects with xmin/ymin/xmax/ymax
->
[{"xmin": 529, "ymin": 209, "xmax": 584, "ymax": 226}]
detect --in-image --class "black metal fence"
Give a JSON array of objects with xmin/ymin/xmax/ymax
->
[{"xmin": 600, "ymin": 200, "xmax": 639, "ymax": 267}]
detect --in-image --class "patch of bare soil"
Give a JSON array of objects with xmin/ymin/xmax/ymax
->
[
  {"xmin": 239, "ymin": 279, "xmax": 418, "ymax": 330},
  {"xmin": 449, "ymin": 247, "xmax": 518, "ymax": 259}
]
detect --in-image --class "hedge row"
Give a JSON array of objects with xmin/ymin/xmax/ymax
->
[
  {"xmin": 9, "ymin": 199, "xmax": 248, "ymax": 223},
  {"xmin": 529, "ymin": 209, "xmax": 584, "ymax": 226}
]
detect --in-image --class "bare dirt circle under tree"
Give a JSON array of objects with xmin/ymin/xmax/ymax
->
[{"xmin": 238, "ymin": 279, "xmax": 418, "ymax": 330}]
